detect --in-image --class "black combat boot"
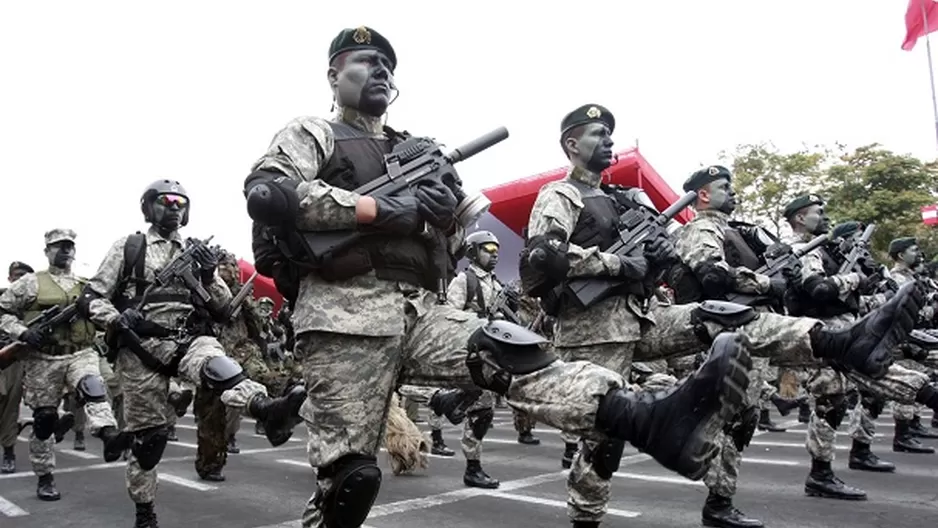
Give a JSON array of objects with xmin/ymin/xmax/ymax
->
[
  {"xmin": 770, "ymin": 394, "xmax": 800, "ymax": 416},
  {"xmin": 701, "ymin": 491, "xmax": 764, "ymax": 528},
  {"xmin": 227, "ymin": 435, "xmax": 240, "ymax": 454},
  {"xmin": 804, "ymin": 458, "xmax": 867, "ymax": 500},
  {"xmin": 561, "ymin": 442, "xmax": 578, "ymax": 469},
  {"xmin": 1, "ymin": 446, "xmax": 15, "ymax": 474},
  {"xmin": 893, "ymin": 418, "xmax": 935, "ymax": 453},
  {"xmin": 134, "ymin": 501, "xmax": 158, "ymax": 528},
  {"xmin": 798, "ymin": 402, "xmax": 811, "ymax": 423},
  {"xmin": 430, "ymin": 429, "xmax": 454, "ymax": 456},
  {"xmin": 808, "ymin": 282, "xmax": 923, "ymax": 378},
  {"xmin": 909, "ymin": 415, "xmax": 938, "ymax": 438},
  {"xmin": 166, "ymin": 425, "xmax": 178, "ymax": 442},
  {"xmin": 36, "ymin": 473, "xmax": 60, "ymax": 501},
  {"xmin": 199, "ymin": 469, "xmax": 226, "ymax": 482},
  {"xmin": 53, "ymin": 412, "xmax": 75, "ymax": 444},
  {"xmin": 518, "ymin": 431, "xmax": 541, "ymax": 445},
  {"xmin": 594, "ymin": 333, "xmax": 751, "ymax": 480},
  {"xmin": 463, "ymin": 459, "xmax": 499, "ymax": 489},
  {"xmin": 254, "ymin": 421, "xmax": 265, "ymax": 436},
  {"xmin": 932, "ymin": 415, "xmax": 938, "ymax": 429},
  {"xmin": 167, "ymin": 389, "xmax": 193, "ymax": 418},
  {"xmin": 95, "ymin": 426, "xmax": 131, "ymax": 463},
  {"xmin": 572, "ymin": 522, "xmax": 600, "ymax": 528},
  {"xmin": 247, "ymin": 384, "xmax": 306, "ymax": 446},
  {"xmin": 73, "ymin": 431, "xmax": 86, "ymax": 451},
  {"xmin": 429, "ymin": 388, "xmax": 481, "ymax": 425},
  {"xmin": 848, "ymin": 439, "xmax": 895, "ymax": 472},
  {"xmin": 756, "ymin": 409, "xmax": 787, "ymax": 432}
]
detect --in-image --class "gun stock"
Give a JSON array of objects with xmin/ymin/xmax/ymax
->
[
  {"xmin": 565, "ymin": 190, "xmax": 698, "ymax": 309},
  {"xmin": 726, "ymin": 233, "xmax": 830, "ymax": 305}
]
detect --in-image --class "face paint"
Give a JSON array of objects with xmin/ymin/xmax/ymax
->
[
  {"xmin": 474, "ymin": 242, "xmax": 499, "ymax": 271},
  {"xmin": 901, "ymin": 245, "xmax": 922, "ymax": 267},
  {"xmin": 45, "ymin": 241, "xmax": 75, "ymax": 269},
  {"xmin": 705, "ymin": 178, "xmax": 736, "ymax": 213},
  {"xmin": 803, "ymin": 205, "xmax": 830, "ymax": 235},
  {"xmin": 151, "ymin": 193, "xmax": 187, "ymax": 232},
  {"xmin": 568, "ymin": 123, "xmax": 614, "ymax": 173},
  {"xmin": 332, "ymin": 50, "xmax": 394, "ymax": 117}
]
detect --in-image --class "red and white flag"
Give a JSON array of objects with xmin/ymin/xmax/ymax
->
[
  {"xmin": 922, "ymin": 204, "xmax": 938, "ymax": 225},
  {"xmin": 902, "ymin": 0, "xmax": 938, "ymax": 51}
]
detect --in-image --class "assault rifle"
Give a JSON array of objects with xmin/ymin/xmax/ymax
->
[
  {"xmin": 0, "ymin": 303, "xmax": 80, "ymax": 370},
  {"xmin": 225, "ymin": 270, "xmax": 258, "ymax": 321},
  {"xmin": 838, "ymin": 223, "xmax": 877, "ymax": 276},
  {"xmin": 564, "ymin": 190, "xmax": 698, "ymax": 309},
  {"xmin": 726, "ymin": 233, "xmax": 829, "ymax": 306},
  {"xmin": 298, "ymin": 127, "xmax": 509, "ymax": 264},
  {"xmin": 487, "ymin": 287, "xmax": 523, "ymax": 325}
]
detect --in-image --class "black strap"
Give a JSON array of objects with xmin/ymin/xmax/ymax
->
[
  {"xmin": 464, "ymin": 270, "xmax": 486, "ymax": 313},
  {"xmin": 120, "ymin": 232, "xmax": 148, "ymax": 300}
]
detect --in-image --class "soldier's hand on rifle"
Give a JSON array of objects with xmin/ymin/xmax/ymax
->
[
  {"xmin": 414, "ymin": 179, "xmax": 458, "ymax": 229},
  {"xmin": 18, "ymin": 328, "xmax": 44, "ymax": 348},
  {"xmin": 767, "ymin": 278, "xmax": 788, "ymax": 298},
  {"xmin": 114, "ymin": 308, "xmax": 145, "ymax": 332},
  {"xmin": 372, "ymin": 195, "xmax": 424, "ymax": 235},
  {"xmin": 643, "ymin": 236, "xmax": 676, "ymax": 265},
  {"xmin": 857, "ymin": 272, "xmax": 882, "ymax": 295},
  {"xmin": 781, "ymin": 261, "xmax": 803, "ymax": 286},
  {"xmin": 193, "ymin": 245, "xmax": 218, "ymax": 283}
]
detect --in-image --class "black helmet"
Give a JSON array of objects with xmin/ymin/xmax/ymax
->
[
  {"xmin": 464, "ymin": 230, "xmax": 499, "ymax": 260},
  {"xmin": 140, "ymin": 179, "xmax": 190, "ymax": 226}
]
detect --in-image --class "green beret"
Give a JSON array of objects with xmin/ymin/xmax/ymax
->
[
  {"xmin": 682, "ymin": 165, "xmax": 731, "ymax": 193},
  {"xmin": 328, "ymin": 26, "xmax": 397, "ymax": 71},
  {"xmin": 831, "ymin": 221, "xmax": 862, "ymax": 240},
  {"xmin": 561, "ymin": 104, "xmax": 615, "ymax": 135},
  {"xmin": 888, "ymin": 237, "xmax": 918, "ymax": 255},
  {"xmin": 782, "ymin": 194, "xmax": 825, "ymax": 219}
]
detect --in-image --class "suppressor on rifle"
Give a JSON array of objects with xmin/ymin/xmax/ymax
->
[{"xmin": 445, "ymin": 127, "xmax": 509, "ymax": 164}]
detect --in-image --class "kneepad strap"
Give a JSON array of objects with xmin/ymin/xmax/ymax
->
[{"xmin": 319, "ymin": 455, "xmax": 382, "ymax": 528}]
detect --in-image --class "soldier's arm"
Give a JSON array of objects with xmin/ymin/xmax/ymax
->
[
  {"xmin": 676, "ymin": 221, "xmax": 768, "ymax": 294},
  {"xmin": 446, "ymin": 272, "xmax": 469, "ymax": 310},
  {"xmin": 798, "ymin": 245, "xmax": 860, "ymax": 301},
  {"xmin": 526, "ymin": 185, "xmax": 623, "ymax": 278},
  {"xmin": 252, "ymin": 117, "xmax": 362, "ymax": 232},
  {"xmin": 207, "ymin": 272, "xmax": 233, "ymax": 306},
  {"xmin": 81, "ymin": 237, "xmax": 129, "ymax": 327},
  {"xmin": 0, "ymin": 274, "xmax": 39, "ymax": 338}
]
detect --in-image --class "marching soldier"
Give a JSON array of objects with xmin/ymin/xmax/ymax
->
[{"xmin": 0, "ymin": 261, "xmax": 34, "ymax": 474}]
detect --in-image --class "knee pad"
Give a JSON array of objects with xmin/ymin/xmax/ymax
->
[
  {"xmin": 589, "ymin": 438, "xmax": 626, "ymax": 480},
  {"xmin": 318, "ymin": 454, "xmax": 382, "ymax": 528},
  {"xmin": 131, "ymin": 425, "xmax": 170, "ymax": 471},
  {"xmin": 201, "ymin": 355, "xmax": 246, "ymax": 392},
  {"xmin": 467, "ymin": 407, "xmax": 494, "ymax": 440},
  {"xmin": 32, "ymin": 407, "xmax": 59, "ymax": 440},
  {"xmin": 76, "ymin": 374, "xmax": 109, "ymax": 405},
  {"xmin": 817, "ymin": 395, "xmax": 848, "ymax": 429},
  {"xmin": 466, "ymin": 320, "xmax": 554, "ymax": 395}
]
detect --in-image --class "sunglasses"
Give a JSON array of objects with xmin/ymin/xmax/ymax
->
[
  {"xmin": 155, "ymin": 194, "xmax": 189, "ymax": 207},
  {"xmin": 480, "ymin": 243, "xmax": 499, "ymax": 253}
]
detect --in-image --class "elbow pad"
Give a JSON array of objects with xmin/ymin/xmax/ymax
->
[
  {"xmin": 696, "ymin": 263, "xmax": 734, "ymax": 298},
  {"xmin": 244, "ymin": 169, "xmax": 299, "ymax": 226},
  {"xmin": 526, "ymin": 232, "xmax": 570, "ymax": 282},
  {"xmin": 804, "ymin": 275, "xmax": 839, "ymax": 302}
]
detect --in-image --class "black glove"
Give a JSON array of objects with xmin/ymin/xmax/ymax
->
[
  {"xmin": 781, "ymin": 261, "xmax": 803, "ymax": 286},
  {"xmin": 193, "ymin": 245, "xmax": 218, "ymax": 283},
  {"xmin": 372, "ymin": 195, "xmax": 424, "ymax": 235},
  {"xmin": 414, "ymin": 179, "xmax": 458, "ymax": 229},
  {"xmin": 113, "ymin": 309, "xmax": 145, "ymax": 332},
  {"xmin": 768, "ymin": 277, "xmax": 788, "ymax": 298},
  {"xmin": 617, "ymin": 255, "xmax": 648, "ymax": 280},
  {"xmin": 857, "ymin": 272, "xmax": 881, "ymax": 295},
  {"xmin": 18, "ymin": 328, "xmax": 44, "ymax": 348},
  {"xmin": 244, "ymin": 170, "xmax": 299, "ymax": 226},
  {"xmin": 643, "ymin": 236, "xmax": 676, "ymax": 265}
]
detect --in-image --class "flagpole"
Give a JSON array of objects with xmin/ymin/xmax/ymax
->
[{"xmin": 921, "ymin": 0, "xmax": 938, "ymax": 151}]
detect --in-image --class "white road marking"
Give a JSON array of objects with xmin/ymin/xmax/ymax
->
[
  {"xmin": 613, "ymin": 471, "xmax": 704, "ymax": 486},
  {"xmin": 742, "ymin": 457, "xmax": 801, "ymax": 466},
  {"xmin": 749, "ymin": 440, "xmax": 850, "ymax": 450},
  {"xmin": 275, "ymin": 459, "xmax": 309, "ymax": 468},
  {"xmin": 158, "ymin": 472, "xmax": 217, "ymax": 491},
  {"xmin": 484, "ymin": 490, "xmax": 641, "ymax": 518},
  {"xmin": 0, "ymin": 495, "xmax": 28, "ymax": 517},
  {"xmin": 57, "ymin": 448, "xmax": 99, "ymax": 460}
]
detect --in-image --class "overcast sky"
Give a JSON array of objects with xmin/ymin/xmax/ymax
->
[{"xmin": 2, "ymin": 1, "xmax": 936, "ymax": 281}]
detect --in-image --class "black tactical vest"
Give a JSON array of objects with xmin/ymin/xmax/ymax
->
[
  {"xmin": 723, "ymin": 228, "xmax": 763, "ymax": 270},
  {"xmin": 670, "ymin": 227, "xmax": 763, "ymax": 304},
  {"xmin": 314, "ymin": 121, "xmax": 436, "ymax": 289},
  {"xmin": 788, "ymin": 244, "xmax": 858, "ymax": 318}
]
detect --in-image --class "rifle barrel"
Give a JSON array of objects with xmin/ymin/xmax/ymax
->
[
  {"xmin": 659, "ymin": 191, "xmax": 698, "ymax": 221},
  {"xmin": 445, "ymin": 127, "xmax": 509, "ymax": 164}
]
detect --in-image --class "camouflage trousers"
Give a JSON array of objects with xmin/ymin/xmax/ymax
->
[
  {"xmin": 295, "ymin": 291, "xmax": 623, "ymax": 528},
  {"xmin": 461, "ymin": 391, "xmax": 495, "ymax": 462},
  {"xmin": 752, "ymin": 357, "xmax": 778, "ymax": 410},
  {"xmin": 22, "ymin": 349, "xmax": 117, "ymax": 476},
  {"xmin": 0, "ymin": 361, "xmax": 24, "ymax": 449},
  {"xmin": 118, "ymin": 336, "xmax": 267, "ymax": 504},
  {"xmin": 512, "ymin": 407, "xmax": 537, "ymax": 435},
  {"xmin": 396, "ymin": 385, "xmax": 445, "ymax": 431},
  {"xmin": 194, "ymin": 387, "xmax": 228, "ymax": 478},
  {"xmin": 892, "ymin": 359, "xmax": 928, "ymax": 421}
]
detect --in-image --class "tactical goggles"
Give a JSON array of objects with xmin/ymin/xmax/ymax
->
[
  {"xmin": 156, "ymin": 194, "xmax": 189, "ymax": 207},
  {"xmin": 480, "ymin": 243, "xmax": 499, "ymax": 253}
]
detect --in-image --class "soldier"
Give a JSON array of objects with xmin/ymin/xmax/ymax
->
[
  {"xmin": 780, "ymin": 198, "xmax": 905, "ymax": 501},
  {"xmin": 523, "ymin": 105, "xmax": 923, "ymax": 528},
  {"xmin": 78, "ymin": 180, "xmax": 305, "ymax": 527},
  {"xmin": 886, "ymin": 236, "xmax": 938, "ymax": 452},
  {"xmin": 1, "ymin": 261, "xmax": 33, "ymax": 474},
  {"xmin": 0, "ymin": 229, "xmax": 122, "ymax": 501},
  {"xmin": 243, "ymin": 28, "xmax": 758, "ymax": 528}
]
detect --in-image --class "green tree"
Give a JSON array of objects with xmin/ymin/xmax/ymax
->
[
  {"xmin": 718, "ymin": 143, "xmax": 832, "ymax": 238},
  {"xmin": 819, "ymin": 144, "xmax": 938, "ymax": 259}
]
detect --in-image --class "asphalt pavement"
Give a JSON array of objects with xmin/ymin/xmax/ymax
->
[{"xmin": 1, "ymin": 406, "xmax": 936, "ymax": 528}]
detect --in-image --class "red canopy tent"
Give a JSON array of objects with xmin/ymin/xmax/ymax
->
[{"xmin": 237, "ymin": 146, "xmax": 686, "ymax": 309}]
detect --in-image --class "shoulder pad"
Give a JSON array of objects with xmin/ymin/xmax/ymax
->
[
  {"xmin": 481, "ymin": 320, "xmax": 548, "ymax": 346},
  {"xmin": 909, "ymin": 329, "xmax": 938, "ymax": 350},
  {"xmin": 543, "ymin": 181, "xmax": 584, "ymax": 209}
]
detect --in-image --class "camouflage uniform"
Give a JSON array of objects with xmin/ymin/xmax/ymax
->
[
  {"xmin": 0, "ymin": 359, "xmax": 24, "ymax": 459},
  {"xmin": 889, "ymin": 263, "xmax": 926, "ymax": 422},
  {"xmin": 250, "ymin": 108, "xmax": 654, "ymax": 528},
  {"xmin": 0, "ymin": 259, "xmax": 118, "ymax": 491},
  {"xmin": 82, "ymin": 226, "xmax": 272, "ymax": 507}
]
